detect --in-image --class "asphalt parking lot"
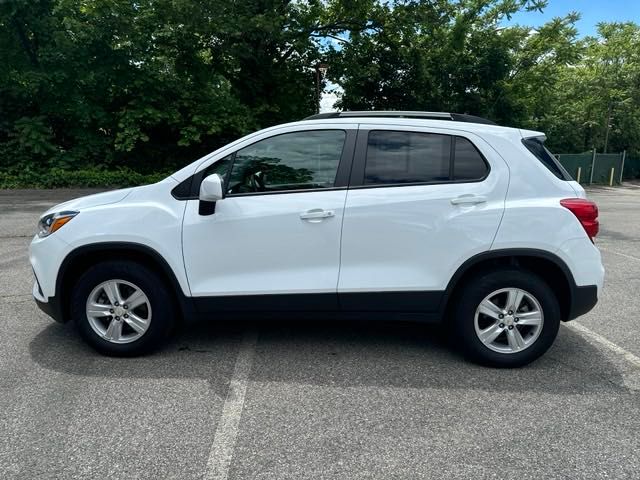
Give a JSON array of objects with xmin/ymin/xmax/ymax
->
[{"xmin": 1, "ymin": 186, "xmax": 639, "ymax": 479}]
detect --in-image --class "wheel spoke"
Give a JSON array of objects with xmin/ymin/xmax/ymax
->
[
  {"xmin": 87, "ymin": 279, "xmax": 152, "ymax": 344},
  {"xmin": 104, "ymin": 318, "xmax": 123, "ymax": 341},
  {"xmin": 124, "ymin": 313, "xmax": 148, "ymax": 334},
  {"xmin": 478, "ymin": 322, "xmax": 503, "ymax": 344},
  {"xmin": 102, "ymin": 281, "xmax": 123, "ymax": 306},
  {"xmin": 516, "ymin": 310, "xmax": 542, "ymax": 326},
  {"xmin": 125, "ymin": 289, "xmax": 146, "ymax": 310},
  {"xmin": 506, "ymin": 289, "xmax": 524, "ymax": 312},
  {"xmin": 506, "ymin": 327, "xmax": 525, "ymax": 351},
  {"xmin": 475, "ymin": 287, "xmax": 544, "ymax": 355},
  {"xmin": 478, "ymin": 299, "xmax": 503, "ymax": 320},
  {"xmin": 87, "ymin": 302, "xmax": 111, "ymax": 318}
]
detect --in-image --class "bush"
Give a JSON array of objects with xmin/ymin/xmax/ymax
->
[{"xmin": 0, "ymin": 167, "xmax": 170, "ymax": 189}]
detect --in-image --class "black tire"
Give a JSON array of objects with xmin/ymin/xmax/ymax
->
[
  {"xmin": 452, "ymin": 268, "xmax": 560, "ymax": 368},
  {"xmin": 71, "ymin": 260, "xmax": 175, "ymax": 356}
]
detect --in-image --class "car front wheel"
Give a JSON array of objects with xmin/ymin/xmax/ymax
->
[{"xmin": 71, "ymin": 261, "xmax": 175, "ymax": 356}]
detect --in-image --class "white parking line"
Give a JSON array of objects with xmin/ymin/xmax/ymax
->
[
  {"xmin": 204, "ymin": 329, "xmax": 258, "ymax": 480},
  {"xmin": 599, "ymin": 247, "xmax": 640, "ymax": 263},
  {"xmin": 201, "ymin": 321, "xmax": 638, "ymax": 480},
  {"xmin": 567, "ymin": 322, "xmax": 640, "ymax": 368}
]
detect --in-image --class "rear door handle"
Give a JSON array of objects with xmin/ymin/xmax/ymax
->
[
  {"xmin": 300, "ymin": 209, "xmax": 335, "ymax": 222},
  {"xmin": 450, "ymin": 195, "xmax": 487, "ymax": 206}
]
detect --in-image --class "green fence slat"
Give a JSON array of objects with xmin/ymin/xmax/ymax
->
[
  {"xmin": 557, "ymin": 153, "xmax": 593, "ymax": 183},
  {"xmin": 594, "ymin": 153, "xmax": 618, "ymax": 184},
  {"xmin": 557, "ymin": 152, "xmax": 638, "ymax": 184},
  {"xmin": 624, "ymin": 157, "xmax": 640, "ymax": 180}
]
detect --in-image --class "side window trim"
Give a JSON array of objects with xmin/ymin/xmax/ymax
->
[
  {"xmin": 448, "ymin": 136, "xmax": 456, "ymax": 180},
  {"xmin": 350, "ymin": 127, "xmax": 369, "ymax": 186},
  {"xmin": 348, "ymin": 127, "xmax": 490, "ymax": 189}
]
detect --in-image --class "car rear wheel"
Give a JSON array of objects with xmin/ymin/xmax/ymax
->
[
  {"xmin": 71, "ymin": 261, "xmax": 175, "ymax": 356},
  {"xmin": 453, "ymin": 268, "xmax": 560, "ymax": 367}
]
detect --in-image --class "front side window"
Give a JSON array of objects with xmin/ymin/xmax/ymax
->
[
  {"xmin": 226, "ymin": 130, "xmax": 346, "ymax": 194},
  {"xmin": 203, "ymin": 154, "xmax": 233, "ymax": 180},
  {"xmin": 365, "ymin": 131, "xmax": 451, "ymax": 185}
]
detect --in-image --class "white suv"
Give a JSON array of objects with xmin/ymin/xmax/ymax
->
[{"xmin": 30, "ymin": 111, "xmax": 604, "ymax": 367}]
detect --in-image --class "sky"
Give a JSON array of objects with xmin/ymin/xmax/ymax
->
[{"xmin": 504, "ymin": 0, "xmax": 640, "ymax": 36}]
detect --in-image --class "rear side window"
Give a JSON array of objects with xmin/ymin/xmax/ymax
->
[
  {"xmin": 522, "ymin": 138, "xmax": 572, "ymax": 180},
  {"xmin": 364, "ymin": 131, "xmax": 488, "ymax": 185},
  {"xmin": 453, "ymin": 137, "xmax": 488, "ymax": 180},
  {"xmin": 365, "ymin": 131, "xmax": 451, "ymax": 184}
]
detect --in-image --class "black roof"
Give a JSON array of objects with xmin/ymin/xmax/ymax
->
[{"xmin": 304, "ymin": 111, "xmax": 497, "ymax": 126}]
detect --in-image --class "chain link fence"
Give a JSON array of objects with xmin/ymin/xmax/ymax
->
[{"xmin": 557, "ymin": 151, "xmax": 640, "ymax": 185}]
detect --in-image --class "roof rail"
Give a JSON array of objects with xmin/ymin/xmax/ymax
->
[{"xmin": 304, "ymin": 111, "xmax": 497, "ymax": 125}]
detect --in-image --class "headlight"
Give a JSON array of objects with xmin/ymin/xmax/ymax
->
[{"xmin": 37, "ymin": 211, "xmax": 79, "ymax": 238}]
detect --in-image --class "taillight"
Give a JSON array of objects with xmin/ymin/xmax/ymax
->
[{"xmin": 560, "ymin": 198, "xmax": 599, "ymax": 240}]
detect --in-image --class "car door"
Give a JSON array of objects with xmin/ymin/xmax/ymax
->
[
  {"xmin": 182, "ymin": 126, "xmax": 356, "ymax": 311},
  {"xmin": 338, "ymin": 124, "xmax": 509, "ymax": 312}
]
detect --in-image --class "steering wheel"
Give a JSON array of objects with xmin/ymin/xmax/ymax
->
[{"xmin": 248, "ymin": 170, "xmax": 266, "ymax": 192}]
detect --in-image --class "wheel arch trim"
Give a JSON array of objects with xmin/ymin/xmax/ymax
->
[
  {"xmin": 54, "ymin": 241, "xmax": 194, "ymax": 323},
  {"xmin": 441, "ymin": 248, "xmax": 585, "ymax": 321}
]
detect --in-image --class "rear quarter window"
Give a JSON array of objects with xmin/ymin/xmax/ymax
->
[
  {"xmin": 453, "ymin": 137, "xmax": 489, "ymax": 181},
  {"xmin": 522, "ymin": 138, "xmax": 572, "ymax": 180}
]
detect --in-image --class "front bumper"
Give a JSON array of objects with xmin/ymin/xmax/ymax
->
[
  {"xmin": 33, "ymin": 280, "xmax": 66, "ymax": 323},
  {"xmin": 30, "ymin": 233, "xmax": 70, "ymax": 299},
  {"xmin": 30, "ymin": 233, "xmax": 71, "ymax": 323}
]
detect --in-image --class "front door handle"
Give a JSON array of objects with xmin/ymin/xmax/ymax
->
[
  {"xmin": 300, "ymin": 209, "xmax": 335, "ymax": 222},
  {"xmin": 450, "ymin": 195, "xmax": 487, "ymax": 206}
]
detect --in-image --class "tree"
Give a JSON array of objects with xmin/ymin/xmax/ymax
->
[
  {"xmin": 325, "ymin": 1, "xmax": 556, "ymax": 118},
  {"xmin": 1, "ymin": 0, "xmax": 639, "ymax": 187},
  {"xmin": 0, "ymin": 0, "xmax": 360, "ymax": 176}
]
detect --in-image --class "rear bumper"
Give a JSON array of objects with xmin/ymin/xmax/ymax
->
[
  {"xmin": 566, "ymin": 284, "xmax": 598, "ymax": 321},
  {"xmin": 556, "ymin": 237, "xmax": 603, "ymax": 320},
  {"xmin": 556, "ymin": 237, "xmax": 605, "ymax": 296}
]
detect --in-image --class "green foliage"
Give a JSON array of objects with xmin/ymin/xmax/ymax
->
[
  {"xmin": 328, "ymin": 3, "xmax": 640, "ymax": 156},
  {"xmin": 10, "ymin": 116, "xmax": 57, "ymax": 156},
  {"xmin": 1, "ymin": 0, "xmax": 639, "ymax": 189},
  {"xmin": 0, "ymin": 167, "xmax": 169, "ymax": 189},
  {"xmin": 0, "ymin": 0, "xmax": 327, "ymax": 180},
  {"xmin": 538, "ymin": 22, "xmax": 640, "ymax": 154}
]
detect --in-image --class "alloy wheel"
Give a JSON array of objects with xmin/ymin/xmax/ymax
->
[
  {"xmin": 473, "ymin": 287, "xmax": 544, "ymax": 354},
  {"xmin": 85, "ymin": 279, "xmax": 152, "ymax": 344}
]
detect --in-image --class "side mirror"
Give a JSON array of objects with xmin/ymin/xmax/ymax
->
[{"xmin": 200, "ymin": 174, "xmax": 224, "ymax": 202}]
